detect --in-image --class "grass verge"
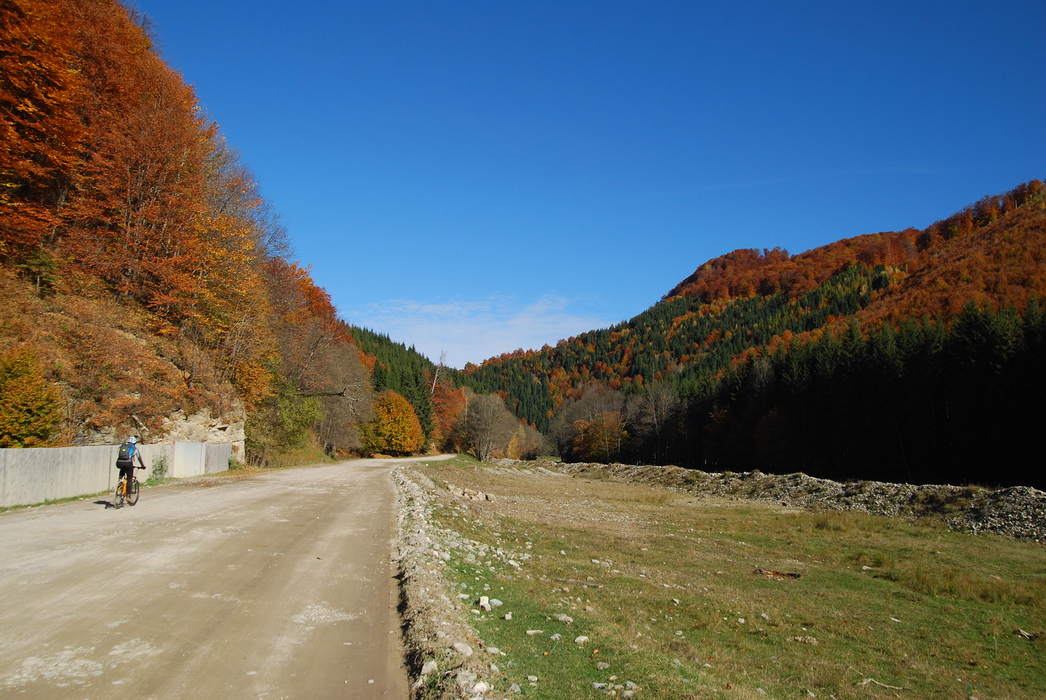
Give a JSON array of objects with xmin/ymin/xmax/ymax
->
[{"xmin": 410, "ymin": 457, "xmax": 1046, "ymax": 699}]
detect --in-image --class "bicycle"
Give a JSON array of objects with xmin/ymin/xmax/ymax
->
[{"xmin": 113, "ymin": 467, "xmax": 143, "ymax": 508}]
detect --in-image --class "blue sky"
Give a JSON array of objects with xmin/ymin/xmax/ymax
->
[{"xmin": 132, "ymin": 1, "xmax": 1045, "ymax": 368}]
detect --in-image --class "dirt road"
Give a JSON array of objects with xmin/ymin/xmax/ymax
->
[{"xmin": 0, "ymin": 458, "xmax": 431, "ymax": 699}]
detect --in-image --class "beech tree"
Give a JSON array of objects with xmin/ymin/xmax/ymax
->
[
  {"xmin": 625, "ymin": 381, "xmax": 680, "ymax": 463},
  {"xmin": 431, "ymin": 377, "xmax": 467, "ymax": 451},
  {"xmin": 311, "ymin": 341, "xmax": 373, "ymax": 456},
  {"xmin": 549, "ymin": 384, "xmax": 625, "ymax": 460},
  {"xmin": 465, "ymin": 393, "xmax": 516, "ymax": 461},
  {"xmin": 0, "ymin": 0, "xmax": 85, "ymax": 260},
  {"xmin": 506, "ymin": 423, "xmax": 545, "ymax": 460},
  {"xmin": 244, "ymin": 379, "xmax": 321, "ymax": 466},
  {"xmin": 361, "ymin": 389, "xmax": 423, "ymax": 456},
  {"xmin": 572, "ymin": 412, "xmax": 628, "ymax": 463}
]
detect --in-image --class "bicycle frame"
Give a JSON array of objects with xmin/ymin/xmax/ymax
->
[{"xmin": 113, "ymin": 472, "xmax": 141, "ymax": 508}]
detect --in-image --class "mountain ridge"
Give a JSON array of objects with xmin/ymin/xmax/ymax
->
[{"xmin": 461, "ymin": 180, "xmax": 1046, "ymax": 486}]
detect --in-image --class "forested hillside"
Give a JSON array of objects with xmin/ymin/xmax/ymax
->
[
  {"xmin": 0, "ymin": 0, "xmax": 374, "ymax": 461},
  {"xmin": 0, "ymin": 0, "xmax": 527, "ymax": 465},
  {"xmin": 464, "ymin": 181, "xmax": 1046, "ymax": 488}
]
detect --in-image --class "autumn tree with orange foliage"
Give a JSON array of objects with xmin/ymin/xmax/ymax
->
[
  {"xmin": 0, "ymin": 0, "xmax": 86, "ymax": 260},
  {"xmin": 572, "ymin": 413, "xmax": 628, "ymax": 463},
  {"xmin": 361, "ymin": 390, "xmax": 424, "ymax": 456},
  {"xmin": 506, "ymin": 423, "xmax": 545, "ymax": 460},
  {"xmin": 431, "ymin": 378, "xmax": 467, "ymax": 450}
]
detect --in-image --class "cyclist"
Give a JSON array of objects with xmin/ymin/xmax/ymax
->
[{"xmin": 115, "ymin": 436, "xmax": 145, "ymax": 506}]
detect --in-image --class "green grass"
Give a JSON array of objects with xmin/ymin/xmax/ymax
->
[
  {"xmin": 261, "ymin": 443, "xmax": 336, "ymax": 468},
  {"xmin": 0, "ymin": 490, "xmax": 111, "ymax": 512},
  {"xmin": 415, "ymin": 458, "xmax": 1046, "ymax": 699}
]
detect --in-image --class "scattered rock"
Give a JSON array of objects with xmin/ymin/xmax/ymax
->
[
  {"xmin": 453, "ymin": 642, "xmax": 474, "ymax": 656},
  {"xmin": 446, "ymin": 483, "xmax": 496, "ymax": 502},
  {"xmin": 574, "ymin": 635, "xmax": 590, "ymax": 644},
  {"xmin": 788, "ymin": 636, "xmax": 819, "ymax": 645}
]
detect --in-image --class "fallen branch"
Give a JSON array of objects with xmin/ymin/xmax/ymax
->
[
  {"xmin": 753, "ymin": 568, "xmax": 801, "ymax": 579},
  {"xmin": 860, "ymin": 678, "xmax": 907, "ymax": 690},
  {"xmin": 1014, "ymin": 628, "xmax": 1043, "ymax": 640}
]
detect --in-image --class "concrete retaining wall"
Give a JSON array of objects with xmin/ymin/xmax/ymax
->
[{"xmin": 0, "ymin": 442, "xmax": 231, "ymax": 508}]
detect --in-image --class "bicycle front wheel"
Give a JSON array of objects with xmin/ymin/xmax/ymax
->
[
  {"xmin": 113, "ymin": 480, "xmax": 125, "ymax": 508},
  {"xmin": 127, "ymin": 478, "xmax": 140, "ymax": 506}
]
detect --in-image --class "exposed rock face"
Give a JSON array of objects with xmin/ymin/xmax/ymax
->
[
  {"xmin": 162, "ymin": 409, "xmax": 246, "ymax": 460},
  {"xmin": 71, "ymin": 407, "xmax": 245, "ymax": 459}
]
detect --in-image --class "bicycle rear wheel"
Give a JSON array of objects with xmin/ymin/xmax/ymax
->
[
  {"xmin": 128, "ymin": 478, "xmax": 140, "ymax": 506},
  {"xmin": 113, "ymin": 480, "xmax": 125, "ymax": 508}
]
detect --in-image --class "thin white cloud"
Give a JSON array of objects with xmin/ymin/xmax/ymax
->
[{"xmin": 347, "ymin": 294, "xmax": 611, "ymax": 369}]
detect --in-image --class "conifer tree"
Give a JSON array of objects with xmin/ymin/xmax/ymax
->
[{"xmin": 0, "ymin": 346, "xmax": 62, "ymax": 447}]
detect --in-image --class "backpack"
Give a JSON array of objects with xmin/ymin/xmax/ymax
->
[{"xmin": 118, "ymin": 441, "xmax": 135, "ymax": 461}]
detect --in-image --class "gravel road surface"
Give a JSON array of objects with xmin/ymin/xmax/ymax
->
[{"xmin": 0, "ymin": 458, "xmax": 424, "ymax": 699}]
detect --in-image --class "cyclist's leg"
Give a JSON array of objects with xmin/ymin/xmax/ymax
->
[
  {"xmin": 114, "ymin": 465, "xmax": 131, "ymax": 507},
  {"xmin": 113, "ymin": 476, "xmax": 124, "ymax": 508},
  {"xmin": 128, "ymin": 476, "xmax": 140, "ymax": 505}
]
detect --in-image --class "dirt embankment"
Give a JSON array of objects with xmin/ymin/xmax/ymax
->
[{"xmin": 394, "ymin": 468, "xmax": 495, "ymax": 698}]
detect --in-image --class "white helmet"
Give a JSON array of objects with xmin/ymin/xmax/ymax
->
[{"xmin": 128, "ymin": 436, "xmax": 138, "ymax": 444}]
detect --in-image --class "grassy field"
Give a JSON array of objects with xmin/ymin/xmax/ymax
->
[{"xmin": 413, "ymin": 456, "xmax": 1046, "ymax": 699}]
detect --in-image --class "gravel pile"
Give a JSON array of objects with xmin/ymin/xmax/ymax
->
[
  {"xmin": 394, "ymin": 468, "xmax": 515, "ymax": 699},
  {"xmin": 495, "ymin": 459, "xmax": 1046, "ymax": 542}
]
